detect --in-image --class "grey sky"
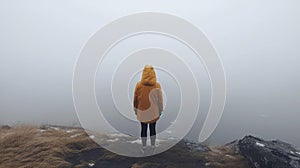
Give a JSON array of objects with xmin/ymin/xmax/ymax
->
[{"xmin": 1, "ymin": 1, "xmax": 300, "ymax": 146}]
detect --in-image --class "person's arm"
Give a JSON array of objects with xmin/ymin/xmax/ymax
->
[
  {"xmin": 157, "ymin": 83, "xmax": 163, "ymax": 116},
  {"xmin": 133, "ymin": 83, "xmax": 140, "ymax": 115}
]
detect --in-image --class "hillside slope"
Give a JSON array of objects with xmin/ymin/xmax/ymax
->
[{"xmin": 0, "ymin": 125, "xmax": 250, "ymax": 168}]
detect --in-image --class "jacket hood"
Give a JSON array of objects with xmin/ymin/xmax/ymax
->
[{"xmin": 141, "ymin": 65, "xmax": 157, "ymax": 86}]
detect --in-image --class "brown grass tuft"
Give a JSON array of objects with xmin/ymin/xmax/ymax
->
[{"xmin": 0, "ymin": 125, "xmax": 95, "ymax": 168}]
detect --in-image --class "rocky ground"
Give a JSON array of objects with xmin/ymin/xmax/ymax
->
[
  {"xmin": 233, "ymin": 135, "xmax": 300, "ymax": 168},
  {"xmin": 0, "ymin": 125, "xmax": 299, "ymax": 168}
]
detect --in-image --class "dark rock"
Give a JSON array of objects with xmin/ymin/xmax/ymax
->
[
  {"xmin": 64, "ymin": 138, "xmax": 208, "ymax": 168},
  {"xmin": 65, "ymin": 147, "xmax": 105, "ymax": 166},
  {"xmin": 237, "ymin": 135, "xmax": 300, "ymax": 168},
  {"xmin": 179, "ymin": 139, "xmax": 210, "ymax": 152},
  {"xmin": 39, "ymin": 125, "xmax": 47, "ymax": 130},
  {"xmin": 225, "ymin": 139, "xmax": 240, "ymax": 153},
  {"xmin": 1, "ymin": 125, "xmax": 11, "ymax": 129}
]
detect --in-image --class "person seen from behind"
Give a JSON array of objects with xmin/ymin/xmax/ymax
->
[{"xmin": 133, "ymin": 65, "xmax": 163, "ymax": 153}]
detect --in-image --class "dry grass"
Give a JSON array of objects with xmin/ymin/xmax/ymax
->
[
  {"xmin": 196, "ymin": 146, "xmax": 250, "ymax": 168},
  {"xmin": 0, "ymin": 125, "xmax": 250, "ymax": 168},
  {"xmin": 0, "ymin": 125, "xmax": 96, "ymax": 168}
]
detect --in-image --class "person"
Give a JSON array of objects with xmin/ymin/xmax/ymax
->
[{"xmin": 133, "ymin": 65, "xmax": 163, "ymax": 152}]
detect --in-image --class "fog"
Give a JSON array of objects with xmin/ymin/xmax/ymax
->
[{"xmin": 1, "ymin": 0, "xmax": 300, "ymax": 146}]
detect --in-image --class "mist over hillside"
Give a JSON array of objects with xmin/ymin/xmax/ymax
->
[
  {"xmin": 1, "ymin": 2, "xmax": 300, "ymax": 168},
  {"xmin": 1, "ymin": 1, "xmax": 300, "ymax": 147}
]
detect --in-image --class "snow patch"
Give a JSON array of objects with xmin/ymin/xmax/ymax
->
[
  {"xmin": 165, "ymin": 130, "xmax": 172, "ymax": 134},
  {"xmin": 167, "ymin": 137, "xmax": 177, "ymax": 140},
  {"xmin": 129, "ymin": 139, "xmax": 142, "ymax": 144},
  {"xmin": 107, "ymin": 133, "xmax": 131, "ymax": 138},
  {"xmin": 296, "ymin": 152, "xmax": 300, "ymax": 155},
  {"xmin": 39, "ymin": 129, "xmax": 47, "ymax": 133},
  {"xmin": 49, "ymin": 126, "xmax": 60, "ymax": 131},
  {"xmin": 70, "ymin": 133, "xmax": 82, "ymax": 138},
  {"xmin": 66, "ymin": 129, "xmax": 76, "ymax": 133},
  {"xmin": 205, "ymin": 163, "xmax": 211, "ymax": 166},
  {"xmin": 88, "ymin": 163, "xmax": 95, "ymax": 167},
  {"xmin": 128, "ymin": 138, "xmax": 166, "ymax": 145},
  {"xmin": 89, "ymin": 135, "xmax": 95, "ymax": 139},
  {"xmin": 107, "ymin": 138, "xmax": 119, "ymax": 142},
  {"xmin": 256, "ymin": 142, "xmax": 265, "ymax": 147}
]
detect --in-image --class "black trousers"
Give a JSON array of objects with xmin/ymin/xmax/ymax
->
[
  {"xmin": 141, "ymin": 122, "xmax": 156, "ymax": 146},
  {"xmin": 140, "ymin": 122, "xmax": 156, "ymax": 137}
]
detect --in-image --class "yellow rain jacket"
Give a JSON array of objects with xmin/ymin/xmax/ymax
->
[{"xmin": 133, "ymin": 65, "xmax": 163, "ymax": 124}]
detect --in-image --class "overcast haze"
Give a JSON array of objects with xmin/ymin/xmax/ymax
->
[{"xmin": 1, "ymin": 0, "xmax": 300, "ymax": 146}]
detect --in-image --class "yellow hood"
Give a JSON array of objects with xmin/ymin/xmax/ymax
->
[{"xmin": 141, "ymin": 65, "xmax": 157, "ymax": 86}]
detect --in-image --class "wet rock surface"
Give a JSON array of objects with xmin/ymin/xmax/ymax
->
[{"xmin": 237, "ymin": 135, "xmax": 300, "ymax": 168}]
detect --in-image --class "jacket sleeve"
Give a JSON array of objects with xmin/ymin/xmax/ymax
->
[
  {"xmin": 157, "ymin": 83, "xmax": 163, "ymax": 113},
  {"xmin": 133, "ymin": 83, "xmax": 140, "ymax": 113}
]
